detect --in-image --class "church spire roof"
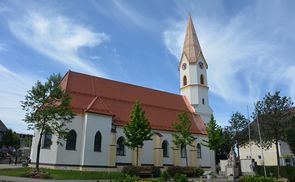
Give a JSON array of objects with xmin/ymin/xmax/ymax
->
[{"xmin": 182, "ymin": 14, "xmax": 203, "ymax": 64}]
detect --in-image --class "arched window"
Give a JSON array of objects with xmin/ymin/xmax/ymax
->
[
  {"xmin": 66, "ymin": 130, "xmax": 77, "ymax": 150},
  {"xmin": 183, "ymin": 76, "xmax": 187, "ymax": 86},
  {"xmin": 202, "ymin": 98, "xmax": 205, "ymax": 105},
  {"xmin": 200, "ymin": 74, "xmax": 204, "ymax": 85},
  {"xmin": 116, "ymin": 137, "xmax": 125, "ymax": 156},
  {"xmin": 42, "ymin": 133, "xmax": 52, "ymax": 149},
  {"xmin": 94, "ymin": 131, "xmax": 102, "ymax": 152},
  {"xmin": 180, "ymin": 144, "xmax": 187, "ymax": 158},
  {"xmin": 162, "ymin": 140, "xmax": 169, "ymax": 157},
  {"xmin": 197, "ymin": 143, "xmax": 202, "ymax": 158}
]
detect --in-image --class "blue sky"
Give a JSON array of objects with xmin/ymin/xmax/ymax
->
[{"xmin": 0, "ymin": 0, "xmax": 295, "ymax": 133}]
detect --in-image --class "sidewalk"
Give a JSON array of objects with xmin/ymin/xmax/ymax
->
[
  {"xmin": 0, "ymin": 164, "xmax": 22, "ymax": 169},
  {"xmin": 0, "ymin": 176, "xmax": 109, "ymax": 182}
]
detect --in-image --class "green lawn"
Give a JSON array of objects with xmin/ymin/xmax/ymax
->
[{"xmin": 0, "ymin": 167, "xmax": 123, "ymax": 180}]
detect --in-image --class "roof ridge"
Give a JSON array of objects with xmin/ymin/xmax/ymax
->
[{"xmin": 68, "ymin": 70, "xmax": 182, "ymax": 97}]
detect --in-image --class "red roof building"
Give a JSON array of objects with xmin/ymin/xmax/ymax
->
[{"xmin": 60, "ymin": 70, "xmax": 207, "ymax": 135}]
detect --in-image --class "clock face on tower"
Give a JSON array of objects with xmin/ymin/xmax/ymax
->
[
  {"xmin": 182, "ymin": 63, "xmax": 187, "ymax": 70},
  {"xmin": 198, "ymin": 61, "xmax": 204, "ymax": 69}
]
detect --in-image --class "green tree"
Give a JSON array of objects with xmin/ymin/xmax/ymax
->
[
  {"xmin": 1, "ymin": 129, "xmax": 20, "ymax": 164},
  {"xmin": 253, "ymin": 91, "xmax": 293, "ymax": 177},
  {"xmin": 123, "ymin": 101, "xmax": 153, "ymax": 166},
  {"xmin": 21, "ymin": 73, "xmax": 75, "ymax": 170},
  {"xmin": 216, "ymin": 127, "xmax": 235, "ymax": 161},
  {"xmin": 172, "ymin": 112, "xmax": 195, "ymax": 166},
  {"xmin": 203, "ymin": 115, "xmax": 223, "ymax": 165},
  {"xmin": 228, "ymin": 112, "xmax": 249, "ymax": 160},
  {"xmin": 1, "ymin": 129, "xmax": 20, "ymax": 151}
]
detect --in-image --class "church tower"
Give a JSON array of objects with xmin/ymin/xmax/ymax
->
[{"xmin": 179, "ymin": 15, "xmax": 213, "ymax": 124}]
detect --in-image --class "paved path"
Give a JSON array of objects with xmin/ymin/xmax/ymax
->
[
  {"xmin": 0, "ymin": 176, "xmax": 110, "ymax": 182},
  {"xmin": 0, "ymin": 164, "xmax": 22, "ymax": 169}
]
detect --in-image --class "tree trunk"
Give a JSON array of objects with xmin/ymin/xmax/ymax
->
[
  {"xmin": 14, "ymin": 149, "xmax": 17, "ymax": 165},
  {"xmin": 275, "ymin": 140, "xmax": 281, "ymax": 178},
  {"xmin": 185, "ymin": 145, "xmax": 188, "ymax": 166},
  {"xmin": 136, "ymin": 147, "xmax": 139, "ymax": 166},
  {"xmin": 36, "ymin": 132, "xmax": 43, "ymax": 171},
  {"xmin": 215, "ymin": 150, "xmax": 218, "ymax": 174}
]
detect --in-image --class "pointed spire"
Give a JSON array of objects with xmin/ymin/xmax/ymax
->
[{"xmin": 182, "ymin": 14, "xmax": 202, "ymax": 64}]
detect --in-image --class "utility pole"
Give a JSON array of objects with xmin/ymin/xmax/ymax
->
[
  {"xmin": 247, "ymin": 105, "xmax": 252, "ymax": 160},
  {"xmin": 256, "ymin": 111, "xmax": 267, "ymax": 177}
]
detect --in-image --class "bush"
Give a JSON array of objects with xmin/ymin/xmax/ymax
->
[
  {"xmin": 173, "ymin": 173, "xmax": 188, "ymax": 182},
  {"xmin": 166, "ymin": 166, "xmax": 200, "ymax": 177},
  {"xmin": 238, "ymin": 176, "xmax": 277, "ymax": 182},
  {"xmin": 194, "ymin": 168, "xmax": 204, "ymax": 177},
  {"xmin": 160, "ymin": 171, "xmax": 170, "ymax": 181},
  {"xmin": 255, "ymin": 166, "xmax": 295, "ymax": 182},
  {"xmin": 21, "ymin": 169, "xmax": 52, "ymax": 179},
  {"xmin": 118, "ymin": 174, "xmax": 140, "ymax": 182},
  {"xmin": 151, "ymin": 166, "xmax": 161, "ymax": 177},
  {"xmin": 121, "ymin": 166, "xmax": 160, "ymax": 177}
]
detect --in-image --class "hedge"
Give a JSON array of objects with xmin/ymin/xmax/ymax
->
[
  {"xmin": 121, "ymin": 166, "xmax": 161, "ymax": 177},
  {"xmin": 255, "ymin": 166, "xmax": 295, "ymax": 182},
  {"xmin": 166, "ymin": 166, "xmax": 204, "ymax": 177}
]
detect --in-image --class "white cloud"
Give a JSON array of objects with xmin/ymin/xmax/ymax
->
[{"xmin": 9, "ymin": 11, "xmax": 109, "ymax": 76}]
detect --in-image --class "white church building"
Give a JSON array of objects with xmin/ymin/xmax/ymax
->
[{"xmin": 30, "ymin": 15, "xmax": 215, "ymax": 171}]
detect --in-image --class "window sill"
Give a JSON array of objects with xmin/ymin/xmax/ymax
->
[
  {"xmin": 163, "ymin": 156, "xmax": 169, "ymax": 158},
  {"xmin": 94, "ymin": 150, "xmax": 101, "ymax": 152},
  {"xmin": 66, "ymin": 149, "xmax": 76, "ymax": 151}
]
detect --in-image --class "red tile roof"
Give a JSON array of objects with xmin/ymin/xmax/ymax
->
[{"xmin": 60, "ymin": 71, "xmax": 207, "ymax": 135}]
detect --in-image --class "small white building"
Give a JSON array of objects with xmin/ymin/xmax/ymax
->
[
  {"xmin": 30, "ymin": 15, "xmax": 216, "ymax": 171},
  {"xmin": 240, "ymin": 142, "xmax": 295, "ymax": 166}
]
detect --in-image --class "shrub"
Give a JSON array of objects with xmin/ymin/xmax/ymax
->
[
  {"xmin": 119, "ymin": 174, "xmax": 140, "ymax": 182},
  {"xmin": 121, "ymin": 166, "xmax": 160, "ymax": 177},
  {"xmin": 21, "ymin": 169, "xmax": 52, "ymax": 179},
  {"xmin": 166, "ymin": 166, "xmax": 197, "ymax": 177},
  {"xmin": 173, "ymin": 173, "xmax": 188, "ymax": 182},
  {"xmin": 238, "ymin": 176, "xmax": 277, "ymax": 182},
  {"xmin": 255, "ymin": 166, "xmax": 295, "ymax": 182},
  {"xmin": 151, "ymin": 167, "xmax": 161, "ymax": 177},
  {"xmin": 160, "ymin": 171, "xmax": 170, "ymax": 181},
  {"xmin": 194, "ymin": 168, "xmax": 204, "ymax": 177},
  {"xmin": 122, "ymin": 166, "xmax": 140, "ymax": 176}
]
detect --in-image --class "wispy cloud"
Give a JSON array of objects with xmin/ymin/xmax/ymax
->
[
  {"xmin": 163, "ymin": 7, "xmax": 295, "ymax": 105},
  {"xmin": 0, "ymin": 64, "xmax": 40, "ymax": 133},
  {"xmin": 0, "ymin": 43, "xmax": 6, "ymax": 52},
  {"xmin": 9, "ymin": 11, "xmax": 109, "ymax": 76}
]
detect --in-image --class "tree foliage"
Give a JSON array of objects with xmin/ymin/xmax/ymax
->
[
  {"xmin": 285, "ymin": 116, "xmax": 295, "ymax": 155},
  {"xmin": 123, "ymin": 101, "xmax": 152, "ymax": 166},
  {"xmin": 203, "ymin": 115, "xmax": 223, "ymax": 165},
  {"xmin": 216, "ymin": 127, "xmax": 235, "ymax": 161},
  {"xmin": 228, "ymin": 112, "xmax": 249, "ymax": 157},
  {"xmin": 21, "ymin": 73, "xmax": 75, "ymax": 170},
  {"xmin": 172, "ymin": 112, "xmax": 195, "ymax": 166},
  {"xmin": 203, "ymin": 114, "xmax": 223, "ymax": 151},
  {"xmin": 253, "ymin": 91, "xmax": 293, "ymax": 177},
  {"xmin": 1, "ymin": 129, "xmax": 20, "ymax": 150}
]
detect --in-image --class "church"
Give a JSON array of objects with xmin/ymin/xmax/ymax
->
[{"xmin": 30, "ymin": 15, "xmax": 215, "ymax": 171}]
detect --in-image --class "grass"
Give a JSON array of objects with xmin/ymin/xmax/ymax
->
[{"xmin": 0, "ymin": 167, "xmax": 124, "ymax": 180}]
